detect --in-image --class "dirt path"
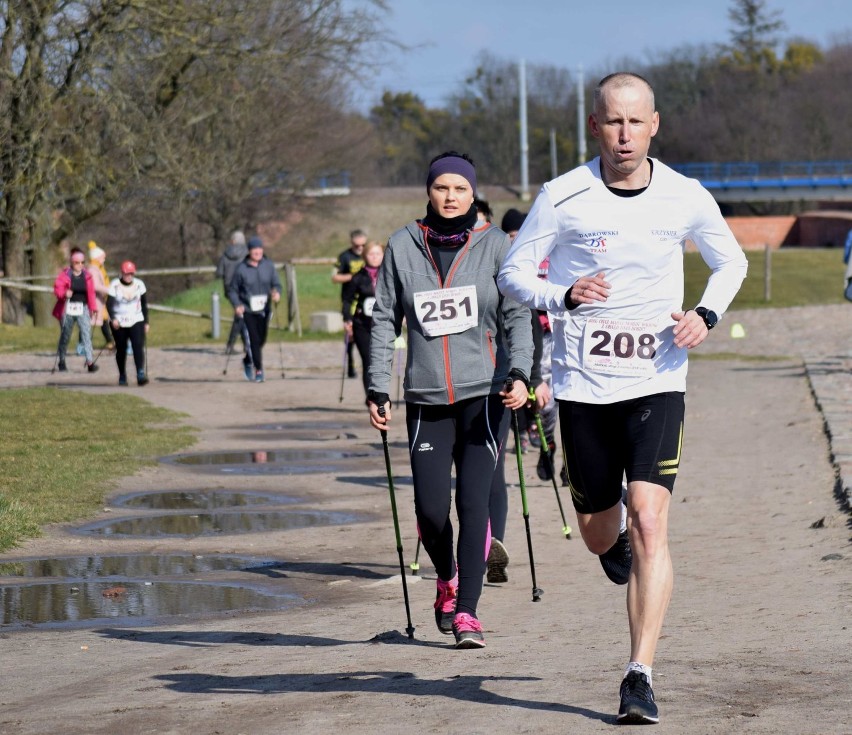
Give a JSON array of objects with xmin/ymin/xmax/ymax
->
[{"xmin": 1, "ymin": 306, "xmax": 850, "ymax": 734}]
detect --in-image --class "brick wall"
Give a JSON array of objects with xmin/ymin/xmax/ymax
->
[{"xmin": 724, "ymin": 216, "xmax": 797, "ymax": 250}]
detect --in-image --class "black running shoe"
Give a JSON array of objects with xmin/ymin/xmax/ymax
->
[
  {"xmin": 86, "ymin": 362, "xmax": 99, "ymax": 373},
  {"xmin": 536, "ymin": 445, "xmax": 555, "ymax": 481},
  {"xmin": 57, "ymin": 360, "xmax": 67, "ymax": 372},
  {"xmin": 486, "ymin": 537, "xmax": 509, "ymax": 583},
  {"xmin": 617, "ymin": 671, "xmax": 659, "ymax": 724},
  {"xmin": 599, "ymin": 529, "xmax": 632, "ymax": 585}
]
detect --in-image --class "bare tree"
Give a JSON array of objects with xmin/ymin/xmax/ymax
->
[{"xmin": 0, "ymin": 0, "xmax": 386, "ymax": 324}]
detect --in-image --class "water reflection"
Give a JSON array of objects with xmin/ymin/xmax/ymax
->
[
  {"xmin": 0, "ymin": 581, "xmax": 300, "ymax": 627},
  {"xmin": 165, "ymin": 449, "xmax": 370, "ymax": 465},
  {"xmin": 0, "ymin": 554, "xmax": 277, "ymax": 579},
  {"xmin": 74, "ymin": 510, "xmax": 361, "ymax": 538},
  {"xmin": 114, "ymin": 490, "xmax": 301, "ymax": 510}
]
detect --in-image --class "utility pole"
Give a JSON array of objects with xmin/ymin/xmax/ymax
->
[
  {"xmin": 576, "ymin": 65, "xmax": 587, "ymax": 166},
  {"xmin": 519, "ymin": 58, "xmax": 530, "ymax": 201},
  {"xmin": 549, "ymin": 128, "xmax": 558, "ymax": 180}
]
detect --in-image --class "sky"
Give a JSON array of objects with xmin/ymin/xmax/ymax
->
[{"xmin": 350, "ymin": 0, "xmax": 851, "ymax": 112}]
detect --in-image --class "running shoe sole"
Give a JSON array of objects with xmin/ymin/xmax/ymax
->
[
  {"xmin": 616, "ymin": 708, "xmax": 659, "ymax": 725},
  {"xmin": 454, "ymin": 633, "xmax": 486, "ymax": 649},
  {"xmin": 486, "ymin": 537, "xmax": 509, "ymax": 584}
]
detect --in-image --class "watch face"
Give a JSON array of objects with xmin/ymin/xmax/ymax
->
[{"xmin": 696, "ymin": 307, "xmax": 717, "ymax": 329}]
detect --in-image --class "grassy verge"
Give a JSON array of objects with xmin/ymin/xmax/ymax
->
[
  {"xmin": 684, "ymin": 248, "xmax": 848, "ymax": 309},
  {"xmin": 0, "ymin": 264, "xmax": 342, "ymax": 351},
  {"xmin": 0, "ymin": 387, "xmax": 196, "ymax": 551}
]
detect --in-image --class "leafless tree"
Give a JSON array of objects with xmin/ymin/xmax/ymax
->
[{"xmin": 0, "ymin": 0, "xmax": 386, "ymax": 324}]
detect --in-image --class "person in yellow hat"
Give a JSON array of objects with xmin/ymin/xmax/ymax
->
[{"xmin": 88, "ymin": 242, "xmax": 114, "ymax": 350}]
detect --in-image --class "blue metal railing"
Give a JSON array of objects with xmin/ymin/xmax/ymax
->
[{"xmin": 669, "ymin": 161, "xmax": 852, "ymax": 190}]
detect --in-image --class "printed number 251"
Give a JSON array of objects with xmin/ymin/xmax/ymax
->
[{"xmin": 422, "ymin": 296, "xmax": 472, "ymax": 323}]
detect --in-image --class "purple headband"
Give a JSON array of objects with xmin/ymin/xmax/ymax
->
[{"xmin": 426, "ymin": 156, "xmax": 477, "ymax": 195}]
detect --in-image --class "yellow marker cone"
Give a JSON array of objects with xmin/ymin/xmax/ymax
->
[{"xmin": 730, "ymin": 323, "xmax": 746, "ymax": 339}]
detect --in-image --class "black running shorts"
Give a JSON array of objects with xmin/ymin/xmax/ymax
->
[{"xmin": 558, "ymin": 391, "xmax": 685, "ymax": 514}]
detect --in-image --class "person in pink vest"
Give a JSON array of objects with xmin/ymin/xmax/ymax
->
[{"xmin": 52, "ymin": 247, "xmax": 99, "ymax": 373}]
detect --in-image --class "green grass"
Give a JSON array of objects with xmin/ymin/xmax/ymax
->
[
  {"xmin": 684, "ymin": 248, "xmax": 848, "ymax": 310},
  {"xmin": 0, "ymin": 387, "xmax": 196, "ymax": 551},
  {"xmin": 0, "ymin": 263, "xmax": 344, "ymax": 351}
]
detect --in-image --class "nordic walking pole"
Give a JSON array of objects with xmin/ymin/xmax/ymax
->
[
  {"xmin": 272, "ymin": 304, "xmax": 286, "ymax": 378},
  {"xmin": 531, "ymin": 393, "xmax": 572, "ymax": 540},
  {"xmin": 507, "ymin": 379, "xmax": 543, "ymax": 602},
  {"xmin": 91, "ymin": 342, "xmax": 107, "ymax": 367},
  {"xmin": 377, "ymin": 404, "xmax": 415, "ymax": 639},
  {"xmin": 52, "ymin": 299, "xmax": 70, "ymax": 374},
  {"xmin": 409, "ymin": 538, "xmax": 421, "ymax": 576},
  {"xmin": 338, "ymin": 331, "xmax": 349, "ymax": 403},
  {"xmin": 223, "ymin": 316, "xmax": 243, "ymax": 375}
]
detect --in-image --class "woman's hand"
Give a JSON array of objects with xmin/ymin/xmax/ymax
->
[
  {"xmin": 368, "ymin": 400, "xmax": 391, "ymax": 431},
  {"xmin": 500, "ymin": 379, "xmax": 528, "ymax": 410}
]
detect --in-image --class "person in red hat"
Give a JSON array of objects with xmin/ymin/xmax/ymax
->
[{"xmin": 106, "ymin": 261, "xmax": 149, "ymax": 386}]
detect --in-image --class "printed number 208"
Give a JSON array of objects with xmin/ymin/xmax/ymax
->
[{"xmin": 589, "ymin": 330, "xmax": 656, "ymax": 359}]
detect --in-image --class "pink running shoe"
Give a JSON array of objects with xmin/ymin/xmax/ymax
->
[
  {"xmin": 452, "ymin": 612, "xmax": 485, "ymax": 649},
  {"xmin": 434, "ymin": 575, "xmax": 458, "ymax": 634}
]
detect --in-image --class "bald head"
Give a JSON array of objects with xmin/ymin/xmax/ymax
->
[{"xmin": 593, "ymin": 73, "xmax": 655, "ymax": 117}]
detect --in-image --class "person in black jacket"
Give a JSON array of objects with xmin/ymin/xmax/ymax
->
[
  {"xmin": 342, "ymin": 241, "xmax": 383, "ymax": 398},
  {"xmin": 227, "ymin": 236, "xmax": 281, "ymax": 383},
  {"xmin": 215, "ymin": 230, "xmax": 247, "ymax": 354}
]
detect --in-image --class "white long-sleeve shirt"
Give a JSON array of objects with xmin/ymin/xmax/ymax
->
[{"xmin": 497, "ymin": 157, "xmax": 747, "ymax": 404}]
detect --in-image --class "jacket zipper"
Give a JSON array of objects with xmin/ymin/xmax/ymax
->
[
  {"xmin": 419, "ymin": 226, "xmax": 473, "ymax": 405},
  {"xmin": 486, "ymin": 329, "xmax": 496, "ymax": 366}
]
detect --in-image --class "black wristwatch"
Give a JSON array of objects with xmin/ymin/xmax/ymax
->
[{"xmin": 694, "ymin": 306, "xmax": 718, "ymax": 330}]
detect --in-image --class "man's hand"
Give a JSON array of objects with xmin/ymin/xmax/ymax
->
[
  {"xmin": 235, "ymin": 305, "xmax": 245, "ymax": 317},
  {"xmin": 271, "ymin": 290, "xmax": 281, "ymax": 304},
  {"xmin": 671, "ymin": 310, "xmax": 708, "ymax": 349},
  {"xmin": 567, "ymin": 271, "xmax": 610, "ymax": 306}
]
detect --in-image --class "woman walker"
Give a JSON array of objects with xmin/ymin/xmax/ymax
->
[
  {"xmin": 107, "ymin": 261, "xmax": 149, "ymax": 386},
  {"xmin": 367, "ymin": 151, "xmax": 532, "ymax": 648},
  {"xmin": 343, "ymin": 241, "xmax": 384, "ymax": 400}
]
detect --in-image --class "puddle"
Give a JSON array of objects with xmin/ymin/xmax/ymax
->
[
  {"xmin": 113, "ymin": 490, "xmax": 301, "ymax": 510},
  {"xmin": 0, "ymin": 554, "xmax": 277, "ymax": 579},
  {"xmin": 0, "ymin": 581, "xmax": 300, "ymax": 628},
  {"xmin": 74, "ymin": 509, "xmax": 361, "ymax": 538},
  {"xmin": 161, "ymin": 448, "xmax": 371, "ymax": 475}
]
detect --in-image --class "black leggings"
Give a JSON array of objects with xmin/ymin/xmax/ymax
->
[
  {"xmin": 352, "ymin": 318, "xmax": 371, "ymax": 396},
  {"xmin": 242, "ymin": 311, "xmax": 269, "ymax": 372},
  {"xmin": 406, "ymin": 394, "xmax": 510, "ymax": 618},
  {"xmin": 113, "ymin": 322, "xmax": 146, "ymax": 376}
]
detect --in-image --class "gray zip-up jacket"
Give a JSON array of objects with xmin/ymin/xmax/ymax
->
[
  {"xmin": 369, "ymin": 220, "xmax": 532, "ymax": 405},
  {"xmin": 227, "ymin": 256, "xmax": 282, "ymax": 311}
]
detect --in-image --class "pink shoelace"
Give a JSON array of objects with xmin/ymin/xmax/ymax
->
[{"xmin": 452, "ymin": 612, "xmax": 482, "ymax": 633}]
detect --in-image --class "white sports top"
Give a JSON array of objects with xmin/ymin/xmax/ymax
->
[
  {"xmin": 498, "ymin": 158, "xmax": 747, "ymax": 404},
  {"xmin": 108, "ymin": 278, "xmax": 147, "ymax": 328}
]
